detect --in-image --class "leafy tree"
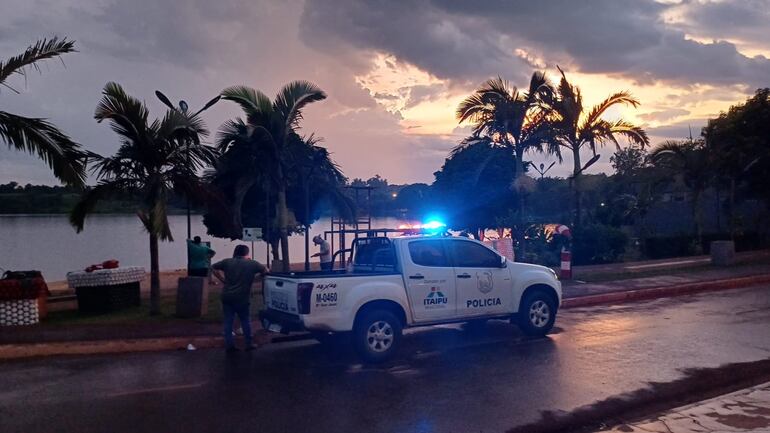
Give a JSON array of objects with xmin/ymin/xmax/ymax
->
[
  {"xmin": 703, "ymin": 88, "xmax": 770, "ymax": 236},
  {"xmin": 287, "ymin": 134, "xmax": 354, "ymax": 269},
  {"xmin": 546, "ymin": 67, "xmax": 649, "ymax": 228},
  {"xmin": 610, "ymin": 144, "xmax": 648, "ymax": 178},
  {"xmin": 217, "ymin": 82, "xmax": 326, "ymax": 272},
  {"xmin": 432, "ymin": 138, "xmax": 517, "ymax": 236},
  {"xmin": 393, "ymin": 183, "xmax": 432, "ymax": 218},
  {"xmin": 70, "ymin": 82, "xmax": 216, "ymax": 314},
  {"xmin": 0, "ymin": 37, "xmax": 88, "ymax": 186},
  {"xmin": 650, "ymin": 139, "xmax": 712, "ymax": 253}
]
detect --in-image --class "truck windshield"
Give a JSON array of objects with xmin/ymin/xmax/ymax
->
[{"xmin": 352, "ymin": 237, "xmax": 397, "ymax": 273}]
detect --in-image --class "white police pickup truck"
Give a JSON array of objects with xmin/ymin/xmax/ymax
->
[{"xmin": 259, "ymin": 235, "xmax": 561, "ymax": 362}]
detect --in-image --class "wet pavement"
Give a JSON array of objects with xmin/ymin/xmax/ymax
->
[
  {"xmin": 602, "ymin": 382, "xmax": 770, "ymax": 432},
  {"xmin": 1, "ymin": 286, "xmax": 769, "ymax": 433}
]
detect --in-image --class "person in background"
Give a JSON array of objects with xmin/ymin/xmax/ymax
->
[
  {"xmin": 187, "ymin": 236, "xmax": 215, "ymax": 277},
  {"xmin": 211, "ymin": 245, "xmax": 268, "ymax": 352},
  {"xmin": 312, "ymin": 235, "xmax": 332, "ymax": 271}
]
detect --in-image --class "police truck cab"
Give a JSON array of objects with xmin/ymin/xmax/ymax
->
[{"xmin": 259, "ymin": 230, "xmax": 561, "ymax": 362}]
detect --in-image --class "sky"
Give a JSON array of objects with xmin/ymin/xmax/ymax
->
[{"xmin": 1, "ymin": 0, "xmax": 769, "ymax": 185}]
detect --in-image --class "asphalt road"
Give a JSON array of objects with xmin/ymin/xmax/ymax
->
[{"xmin": 1, "ymin": 286, "xmax": 770, "ymax": 433}]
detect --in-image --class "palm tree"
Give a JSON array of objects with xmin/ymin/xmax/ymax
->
[
  {"xmin": 218, "ymin": 81, "xmax": 327, "ymax": 272},
  {"xmin": 547, "ymin": 67, "xmax": 649, "ymax": 228},
  {"xmin": 70, "ymin": 82, "xmax": 216, "ymax": 314},
  {"xmin": 0, "ymin": 37, "xmax": 88, "ymax": 186},
  {"xmin": 456, "ymin": 72, "xmax": 553, "ymax": 257},
  {"xmin": 650, "ymin": 139, "xmax": 712, "ymax": 253}
]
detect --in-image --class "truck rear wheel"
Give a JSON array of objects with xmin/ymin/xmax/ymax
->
[
  {"xmin": 517, "ymin": 291, "xmax": 556, "ymax": 337},
  {"xmin": 353, "ymin": 309, "xmax": 402, "ymax": 363}
]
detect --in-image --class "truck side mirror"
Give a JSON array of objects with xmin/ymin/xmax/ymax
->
[{"xmin": 500, "ymin": 256, "xmax": 507, "ymax": 268}]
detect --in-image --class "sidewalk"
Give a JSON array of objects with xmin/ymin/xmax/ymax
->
[
  {"xmin": 602, "ymin": 382, "xmax": 770, "ymax": 432},
  {"xmin": 2, "ymin": 253, "xmax": 770, "ymax": 359}
]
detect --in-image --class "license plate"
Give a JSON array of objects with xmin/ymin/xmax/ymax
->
[
  {"xmin": 268, "ymin": 323, "xmax": 282, "ymax": 333},
  {"xmin": 270, "ymin": 292, "xmax": 289, "ymax": 312}
]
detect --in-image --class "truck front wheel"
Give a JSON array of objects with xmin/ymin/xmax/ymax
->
[
  {"xmin": 517, "ymin": 291, "xmax": 557, "ymax": 337},
  {"xmin": 353, "ymin": 310, "xmax": 402, "ymax": 363}
]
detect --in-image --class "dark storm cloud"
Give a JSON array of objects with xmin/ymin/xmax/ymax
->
[
  {"xmin": 675, "ymin": 0, "xmax": 770, "ymax": 43},
  {"xmin": 298, "ymin": 0, "xmax": 534, "ymax": 84},
  {"xmin": 300, "ymin": 0, "xmax": 770, "ymax": 87}
]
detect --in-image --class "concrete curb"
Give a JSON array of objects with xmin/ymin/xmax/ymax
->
[
  {"xmin": 3, "ymin": 273, "xmax": 770, "ymax": 360},
  {"xmin": 561, "ymin": 273, "xmax": 770, "ymax": 309},
  {"xmin": 0, "ymin": 332, "xmax": 274, "ymax": 360}
]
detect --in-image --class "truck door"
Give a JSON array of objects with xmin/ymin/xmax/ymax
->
[
  {"xmin": 402, "ymin": 239, "xmax": 456, "ymax": 322},
  {"xmin": 447, "ymin": 239, "xmax": 512, "ymax": 318}
]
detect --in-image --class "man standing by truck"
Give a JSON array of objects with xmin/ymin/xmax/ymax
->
[
  {"xmin": 211, "ymin": 245, "xmax": 268, "ymax": 352},
  {"xmin": 312, "ymin": 235, "xmax": 333, "ymax": 271}
]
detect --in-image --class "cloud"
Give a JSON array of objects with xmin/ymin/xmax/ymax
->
[
  {"xmin": 301, "ymin": 0, "xmax": 770, "ymax": 88},
  {"xmin": 639, "ymin": 108, "xmax": 690, "ymax": 123},
  {"xmin": 669, "ymin": 0, "xmax": 770, "ymax": 53}
]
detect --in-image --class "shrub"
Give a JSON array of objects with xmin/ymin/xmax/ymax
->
[{"xmin": 572, "ymin": 224, "xmax": 628, "ymax": 265}]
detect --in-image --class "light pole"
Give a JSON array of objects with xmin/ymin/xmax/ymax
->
[
  {"xmin": 528, "ymin": 161, "xmax": 556, "ymax": 179},
  {"xmin": 154, "ymin": 91, "xmax": 220, "ymax": 239}
]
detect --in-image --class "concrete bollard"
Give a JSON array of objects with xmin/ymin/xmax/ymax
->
[
  {"xmin": 176, "ymin": 277, "xmax": 208, "ymax": 318},
  {"xmin": 710, "ymin": 240, "xmax": 735, "ymax": 266},
  {"xmin": 560, "ymin": 250, "xmax": 572, "ymax": 279}
]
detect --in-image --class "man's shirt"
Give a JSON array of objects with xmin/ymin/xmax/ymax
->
[{"xmin": 212, "ymin": 257, "xmax": 267, "ymax": 304}]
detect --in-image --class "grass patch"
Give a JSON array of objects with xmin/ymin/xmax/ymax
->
[
  {"xmin": 43, "ymin": 293, "xmax": 265, "ymax": 326},
  {"xmin": 576, "ymin": 263, "xmax": 715, "ymax": 283}
]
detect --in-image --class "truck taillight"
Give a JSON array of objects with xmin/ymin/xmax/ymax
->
[{"xmin": 297, "ymin": 282, "xmax": 314, "ymax": 314}]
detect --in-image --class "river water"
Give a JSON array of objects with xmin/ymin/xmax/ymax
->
[{"xmin": 0, "ymin": 215, "xmax": 400, "ymax": 282}]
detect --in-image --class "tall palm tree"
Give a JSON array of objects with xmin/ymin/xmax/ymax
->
[
  {"xmin": 547, "ymin": 67, "xmax": 649, "ymax": 228},
  {"xmin": 0, "ymin": 37, "xmax": 88, "ymax": 186},
  {"xmin": 70, "ymin": 82, "xmax": 216, "ymax": 314},
  {"xmin": 650, "ymin": 139, "xmax": 712, "ymax": 253},
  {"xmin": 218, "ymin": 81, "xmax": 327, "ymax": 272},
  {"xmin": 456, "ymin": 72, "xmax": 553, "ymax": 257}
]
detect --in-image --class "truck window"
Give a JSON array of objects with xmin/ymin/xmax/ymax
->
[
  {"xmin": 408, "ymin": 240, "xmax": 451, "ymax": 267},
  {"xmin": 353, "ymin": 237, "xmax": 396, "ymax": 272},
  {"xmin": 449, "ymin": 240, "xmax": 500, "ymax": 268}
]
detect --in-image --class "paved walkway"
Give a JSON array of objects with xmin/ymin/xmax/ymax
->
[
  {"xmin": 603, "ymin": 382, "xmax": 770, "ymax": 433},
  {"xmin": 563, "ymin": 263, "xmax": 770, "ymax": 298},
  {"xmin": 573, "ymin": 250, "xmax": 770, "ymax": 278}
]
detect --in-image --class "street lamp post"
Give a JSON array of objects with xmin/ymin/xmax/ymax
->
[{"xmin": 154, "ymin": 91, "xmax": 220, "ymax": 240}]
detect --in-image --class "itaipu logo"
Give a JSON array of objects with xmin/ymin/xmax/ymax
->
[{"xmin": 424, "ymin": 287, "xmax": 448, "ymax": 308}]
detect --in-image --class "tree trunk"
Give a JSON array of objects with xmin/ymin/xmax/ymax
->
[
  {"xmin": 271, "ymin": 239, "xmax": 280, "ymax": 262},
  {"xmin": 276, "ymin": 183, "xmax": 290, "ymax": 272},
  {"xmin": 149, "ymin": 233, "xmax": 161, "ymax": 315},
  {"xmin": 693, "ymin": 190, "xmax": 704, "ymax": 254},
  {"xmin": 572, "ymin": 146, "xmax": 582, "ymax": 230},
  {"xmin": 232, "ymin": 178, "xmax": 255, "ymax": 233},
  {"xmin": 515, "ymin": 147, "xmax": 527, "ymax": 261},
  {"xmin": 304, "ymin": 182, "xmax": 311, "ymax": 271},
  {"xmin": 729, "ymin": 178, "xmax": 736, "ymax": 241}
]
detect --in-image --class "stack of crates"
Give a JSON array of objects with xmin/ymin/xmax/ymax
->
[{"xmin": 0, "ymin": 272, "xmax": 48, "ymax": 326}]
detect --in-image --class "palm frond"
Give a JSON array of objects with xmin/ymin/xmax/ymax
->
[
  {"xmin": 69, "ymin": 181, "xmax": 126, "ymax": 232},
  {"xmin": 221, "ymin": 85, "xmax": 273, "ymax": 117},
  {"xmin": 94, "ymin": 82, "xmax": 151, "ymax": 147},
  {"xmin": 580, "ymin": 91, "xmax": 640, "ymax": 130},
  {"xmin": 0, "ymin": 111, "xmax": 87, "ymax": 186},
  {"xmin": 273, "ymin": 80, "xmax": 327, "ymax": 135},
  {"xmin": 0, "ymin": 37, "xmax": 76, "ymax": 87}
]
